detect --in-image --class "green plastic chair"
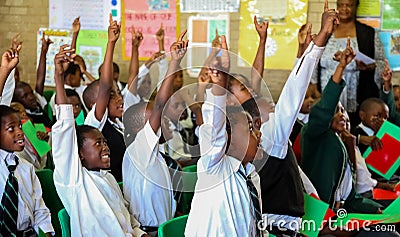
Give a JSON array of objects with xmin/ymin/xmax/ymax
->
[
  {"xmin": 35, "ymin": 169, "xmax": 64, "ymax": 236},
  {"xmin": 118, "ymin": 181, "xmax": 123, "ymax": 191},
  {"xmin": 181, "ymin": 165, "xmax": 197, "ymax": 214},
  {"xmin": 43, "ymin": 90, "xmax": 55, "ymax": 102},
  {"xmin": 58, "ymin": 208, "xmax": 71, "ymax": 237},
  {"xmin": 158, "ymin": 215, "xmax": 189, "ymax": 237}
]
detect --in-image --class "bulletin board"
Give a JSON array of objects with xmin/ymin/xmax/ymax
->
[
  {"xmin": 237, "ymin": 0, "xmax": 308, "ymax": 70},
  {"xmin": 37, "ymin": 28, "xmax": 72, "ymax": 87},
  {"xmin": 186, "ymin": 14, "xmax": 230, "ymax": 77},
  {"xmin": 122, "ymin": 0, "xmax": 180, "ymax": 60}
]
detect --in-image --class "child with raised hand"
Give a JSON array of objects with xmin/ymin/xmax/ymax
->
[
  {"xmin": 122, "ymin": 30, "xmax": 189, "ymax": 236},
  {"xmin": 52, "ymin": 44, "xmax": 149, "ymax": 237},
  {"xmin": 185, "ymin": 34, "xmax": 264, "ymax": 237},
  {"xmin": 83, "ymin": 14, "xmax": 126, "ymax": 182},
  {"xmin": 0, "ymin": 46, "xmax": 54, "ymax": 237},
  {"xmin": 300, "ymin": 37, "xmax": 385, "ymax": 215},
  {"xmin": 380, "ymin": 59, "xmax": 400, "ymax": 126}
]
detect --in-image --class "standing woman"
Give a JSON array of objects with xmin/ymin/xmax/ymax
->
[{"xmin": 311, "ymin": 0, "xmax": 386, "ymax": 127}]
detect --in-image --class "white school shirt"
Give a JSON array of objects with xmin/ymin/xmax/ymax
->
[
  {"xmin": 166, "ymin": 121, "xmax": 192, "ymax": 161},
  {"xmin": 355, "ymin": 146, "xmax": 377, "ymax": 194},
  {"xmin": 260, "ymin": 42, "xmax": 324, "ymax": 230},
  {"xmin": 0, "ymin": 149, "xmax": 54, "ymax": 234},
  {"xmin": 0, "ymin": 69, "xmax": 15, "ymax": 105},
  {"xmin": 50, "ymin": 84, "xmax": 88, "ymax": 114},
  {"xmin": 185, "ymin": 90, "xmax": 262, "ymax": 237},
  {"xmin": 84, "ymin": 103, "xmax": 108, "ymax": 131},
  {"xmin": 122, "ymin": 121, "xmax": 176, "ymax": 227},
  {"xmin": 52, "ymin": 105, "xmax": 146, "ymax": 237}
]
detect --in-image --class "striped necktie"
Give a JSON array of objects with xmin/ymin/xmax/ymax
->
[
  {"xmin": 238, "ymin": 169, "xmax": 262, "ymax": 237},
  {"xmin": 160, "ymin": 152, "xmax": 182, "ymax": 203},
  {"xmin": 0, "ymin": 155, "xmax": 19, "ymax": 236}
]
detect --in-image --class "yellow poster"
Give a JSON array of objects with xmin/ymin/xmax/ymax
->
[{"xmin": 238, "ymin": 0, "xmax": 308, "ymax": 70}]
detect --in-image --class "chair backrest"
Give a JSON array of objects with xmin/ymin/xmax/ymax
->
[
  {"xmin": 58, "ymin": 208, "xmax": 71, "ymax": 237},
  {"xmin": 35, "ymin": 169, "xmax": 64, "ymax": 236},
  {"xmin": 181, "ymin": 165, "xmax": 197, "ymax": 214},
  {"xmin": 43, "ymin": 90, "xmax": 55, "ymax": 102},
  {"xmin": 158, "ymin": 215, "xmax": 189, "ymax": 237}
]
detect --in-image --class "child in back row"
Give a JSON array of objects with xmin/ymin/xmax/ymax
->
[
  {"xmin": 122, "ymin": 30, "xmax": 189, "ymax": 236},
  {"xmin": 0, "ymin": 45, "xmax": 54, "ymax": 236},
  {"xmin": 185, "ymin": 35, "xmax": 265, "ymax": 237},
  {"xmin": 52, "ymin": 18, "xmax": 149, "ymax": 237}
]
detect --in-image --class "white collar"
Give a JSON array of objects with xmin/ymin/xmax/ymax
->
[
  {"xmin": 0, "ymin": 149, "xmax": 17, "ymax": 165},
  {"xmin": 297, "ymin": 113, "xmax": 309, "ymax": 124},
  {"xmin": 358, "ymin": 123, "xmax": 374, "ymax": 136}
]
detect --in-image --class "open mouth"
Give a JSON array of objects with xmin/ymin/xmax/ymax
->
[
  {"xmin": 101, "ymin": 154, "xmax": 110, "ymax": 160},
  {"xmin": 15, "ymin": 139, "xmax": 25, "ymax": 146}
]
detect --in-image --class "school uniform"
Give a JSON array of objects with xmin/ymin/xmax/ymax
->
[
  {"xmin": 351, "ymin": 123, "xmax": 374, "ymax": 155},
  {"xmin": 185, "ymin": 90, "xmax": 262, "ymax": 237},
  {"xmin": 0, "ymin": 69, "xmax": 15, "ymax": 106},
  {"xmin": 25, "ymin": 92, "xmax": 53, "ymax": 127},
  {"xmin": 380, "ymin": 86, "xmax": 400, "ymax": 126},
  {"xmin": 301, "ymin": 79, "xmax": 382, "ymax": 213},
  {"xmin": 52, "ymin": 104, "xmax": 145, "ymax": 237},
  {"xmin": 165, "ymin": 121, "xmax": 192, "ymax": 161},
  {"xmin": 122, "ymin": 121, "xmax": 176, "ymax": 229},
  {"xmin": 0, "ymin": 149, "xmax": 54, "ymax": 235},
  {"xmin": 257, "ymin": 42, "xmax": 324, "ymax": 233},
  {"xmin": 354, "ymin": 147, "xmax": 378, "ymax": 196}
]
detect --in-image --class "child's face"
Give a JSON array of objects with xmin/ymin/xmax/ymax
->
[
  {"xmin": 331, "ymin": 103, "xmax": 348, "ymax": 134},
  {"xmin": 164, "ymin": 94, "xmax": 187, "ymax": 124},
  {"xmin": 360, "ymin": 102, "xmax": 389, "ymax": 133},
  {"xmin": 79, "ymin": 129, "xmax": 110, "ymax": 170},
  {"xmin": 173, "ymin": 71, "xmax": 184, "ymax": 91},
  {"xmin": 0, "ymin": 113, "xmax": 25, "ymax": 152},
  {"xmin": 66, "ymin": 95, "xmax": 82, "ymax": 119},
  {"xmin": 229, "ymin": 112, "xmax": 262, "ymax": 164},
  {"xmin": 14, "ymin": 85, "xmax": 37, "ymax": 110},
  {"xmin": 138, "ymin": 75, "xmax": 151, "ymax": 99},
  {"xmin": 108, "ymin": 83, "xmax": 124, "ymax": 120},
  {"xmin": 393, "ymin": 87, "xmax": 400, "ymax": 113},
  {"xmin": 300, "ymin": 86, "xmax": 320, "ymax": 114},
  {"xmin": 228, "ymin": 79, "xmax": 253, "ymax": 105},
  {"xmin": 10, "ymin": 102, "xmax": 29, "ymax": 121}
]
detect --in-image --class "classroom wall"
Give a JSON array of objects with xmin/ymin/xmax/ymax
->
[{"xmin": 0, "ymin": 0, "xmax": 399, "ymax": 101}]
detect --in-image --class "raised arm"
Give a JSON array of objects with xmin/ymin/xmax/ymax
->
[
  {"xmin": 71, "ymin": 17, "xmax": 80, "ymax": 51},
  {"xmin": 127, "ymin": 25, "xmax": 143, "ymax": 95},
  {"xmin": 94, "ymin": 14, "xmax": 120, "ymax": 121},
  {"xmin": 156, "ymin": 23, "xmax": 165, "ymax": 52},
  {"xmin": 380, "ymin": 59, "xmax": 400, "ymax": 126},
  {"xmin": 261, "ymin": 0, "xmax": 338, "ymax": 158},
  {"xmin": 307, "ymin": 37, "xmax": 355, "ymax": 137},
  {"xmin": 199, "ymin": 35, "xmax": 230, "ymax": 167},
  {"xmin": 149, "ymin": 30, "xmax": 188, "ymax": 133},
  {"xmin": 251, "ymin": 16, "xmax": 268, "ymax": 94},
  {"xmin": 0, "ymin": 45, "xmax": 21, "ymax": 100},
  {"xmin": 54, "ymin": 45, "xmax": 76, "ymax": 105},
  {"xmin": 36, "ymin": 33, "xmax": 53, "ymax": 96}
]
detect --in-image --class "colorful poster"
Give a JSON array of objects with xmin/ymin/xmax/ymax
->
[
  {"xmin": 122, "ymin": 0, "xmax": 179, "ymax": 60},
  {"xmin": 237, "ymin": 0, "xmax": 308, "ymax": 70},
  {"xmin": 380, "ymin": 31, "xmax": 400, "ymax": 71},
  {"xmin": 37, "ymin": 28, "xmax": 72, "ymax": 87},
  {"xmin": 49, "ymin": 0, "xmax": 121, "ymax": 30},
  {"xmin": 382, "ymin": 0, "xmax": 400, "ymax": 30},
  {"xmin": 363, "ymin": 121, "xmax": 400, "ymax": 180},
  {"xmin": 357, "ymin": 0, "xmax": 381, "ymax": 17},
  {"xmin": 180, "ymin": 0, "xmax": 240, "ymax": 12},
  {"xmin": 76, "ymin": 30, "xmax": 108, "ymax": 79},
  {"xmin": 186, "ymin": 15, "xmax": 229, "ymax": 77}
]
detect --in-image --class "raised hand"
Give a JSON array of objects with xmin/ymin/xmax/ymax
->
[
  {"xmin": 297, "ymin": 23, "xmax": 312, "ymax": 58},
  {"xmin": 156, "ymin": 23, "xmax": 165, "ymax": 42},
  {"xmin": 170, "ymin": 29, "xmax": 189, "ymax": 61},
  {"xmin": 382, "ymin": 59, "xmax": 392, "ymax": 91},
  {"xmin": 108, "ymin": 14, "xmax": 120, "ymax": 43},
  {"xmin": 131, "ymin": 25, "xmax": 144, "ymax": 48},
  {"xmin": 41, "ymin": 32, "xmax": 54, "ymax": 54},
  {"xmin": 54, "ymin": 44, "xmax": 76, "ymax": 76},
  {"xmin": 254, "ymin": 15, "xmax": 269, "ymax": 42},
  {"xmin": 208, "ymin": 35, "xmax": 229, "ymax": 90},
  {"xmin": 313, "ymin": 0, "xmax": 339, "ymax": 47},
  {"xmin": 72, "ymin": 17, "xmax": 81, "ymax": 34},
  {"xmin": 11, "ymin": 33, "xmax": 22, "ymax": 50},
  {"xmin": 211, "ymin": 29, "xmax": 222, "ymax": 55},
  {"xmin": 1, "ymin": 45, "xmax": 22, "ymax": 72},
  {"xmin": 338, "ymin": 37, "xmax": 355, "ymax": 67}
]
